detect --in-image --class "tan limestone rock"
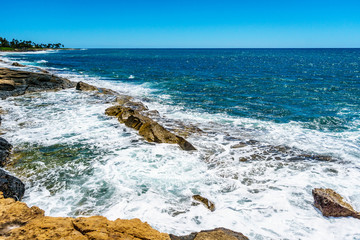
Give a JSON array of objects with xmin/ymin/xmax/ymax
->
[
  {"xmin": 312, "ymin": 188, "xmax": 360, "ymax": 219},
  {"xmin": 192, "ymin": 195, "xmax": 215, "ymax": 212}
]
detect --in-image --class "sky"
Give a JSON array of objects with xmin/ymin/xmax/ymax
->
[{"xmin": 1, "ymin": 0, "xmax": 360, "ymax": 48}]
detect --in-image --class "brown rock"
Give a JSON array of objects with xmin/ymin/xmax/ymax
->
[
  {"xmin": 0, "ymin": 68, "xmax": 76, "ymax": 99},
  {"xmin": 177, "ymin": 136, "xmax": 197, "ymax": 151},
  {"xmin": 73, "ymin": 217, "xmax": 170, "ymax": 240},
  {"xmin": 172, "ymin": 124, "xmax": 203, "ymax": 138},
  {"xmin": 312, "ymin": 188, "xmax": 360, "ymax": 219},
  {"xmin": 170, "ymin": 228, "xmax": 249, "ymax": 240},
  {"xmin": 76, "ymin": 81, "xmax": 99, "ymax": 91},
  {"xmin": 0, "ymin": 80, "xmax": 15, "ymax": 91},
  {"xmin": 11, "ymin": 62, "xmax": 25, "ymax": 67},
  {"xmin": 231, "ymin": 143, "xmax": 247, "ymax": 149},
  {"xmin": 192, "ymin": 195, "xmax": 215, "ymax": 212},
  {"xmin": 8, "ymin": 217, "xmax": 87, "ymax": 240},
  {"xmin": 0, "ymin": 192, "xmax": 170, "ymax": 239},
  {"xmin": 0, "ymin": 192, "xmax": 44, "ymax": 231},
  {"xmin": 105, "ymin": 105, "xmax": 196, "ymax": 151},
  {"xmin": 115, "ymin": 95, "xmax": 133, "ymax": 105},
  {"xmin": 76, "ymin": 81, "xmax": 118, "ymax": 95}
]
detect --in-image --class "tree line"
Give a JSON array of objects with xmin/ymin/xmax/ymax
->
[{"xmin": 0, "ymin": 37, "xmax": 64, "ymax": 49}]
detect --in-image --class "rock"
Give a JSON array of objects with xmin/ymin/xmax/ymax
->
[
  {"xmin": 35, "ymin": 67, "xmax": 49, "ymax": 74},
  {"xmin": 0, "ymin": 192, "xmax": 170, "ymax": 239},
  {"xmin": 0, "ymin": 68, "xmax": 76, "ymax": 99},
  {"xmin": 11, "ymin": 62, "xmax": 25, "ymax": 67},
  {"xmin": 0, "ymin": 169, "xmax": 25, "ymax": 201},
  {"xmin": 300, "ymin": 154, "xmax": 332, "ymax": 161},
  {"xmin": 177, "ymin": 136, "xmax": 197, "ymax": 151},
  {"xmin": 312, "ymin": 188, "xmax": 360, "ymax": 219},
  {"xmin": 106, "ymin": 105, "xmax": 196, "ymax": 151},
  {"xmin": 172, "ymin": 123, "xmax": 203, "ymax": 138},
  {"xmin": 123, "ymin": 100, "xmax": 148, "ymax": 111},
  {"xmin": 116, "ymin": 95, "xmax": 133, "ymax": 105},
  {"xmin": 76, "ymin": 81, "xmax": 98, "ymax": 91},
  {"xmin": 72, "ymin": 217, "xmax": 170, "ymax": 240},
  {"xmin": 192, "ymin": 195, "xmax": 215, "ymax": 212},
  {"xmin": 0, "ymin": 138, "xmax": 12, "ymax": 167},
  {"xmin": 76, "ymin": 81, "xmax": 118, "ymax": 95},
  {"xmin": 0, "ymin": 80, "xmax": 15, "ymax": 91},
  {"xmin": 0, "ymin": 192, "xmax": 44, "ymax": 234},
  {"xmin": 170, "ymin": 228, "xmax": 249, "ymax": 240},
  {"xmin": 8, "ymin": 216, "xmax": 88, "ymax": 240}
]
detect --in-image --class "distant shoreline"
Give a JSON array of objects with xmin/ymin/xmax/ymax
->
[{"xmin": 0, "ymin": 47, "xmax": 78, "ymax": 52}]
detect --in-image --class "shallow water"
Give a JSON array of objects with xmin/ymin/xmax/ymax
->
[{"xmin": 1, "ymin": 49, "xmax": 360, "ymax": 239}]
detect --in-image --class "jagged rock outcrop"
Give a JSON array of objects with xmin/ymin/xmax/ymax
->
[
  {"xmin": 0, "ymin": 138, "xmax": 12, "ymax": 167},
  {"xmin": 170, "ymin": 228, "xmax": 249, "ymax": 240},
  {"xmin": 312, "ymin": 188, "xmax": 360, "ymax": 219},
  {"xmin": 0, "ymin": 170, "xmax": 25, "ymax": 201},
  {"xmin": 192, "ymin": 195, "xmax": 215, "ymax": 212},
  {"xmin": 0, "ymin": 68, "xmax": 76, "ymax": 99},
  {"xmin": 105, "ymin": 105, "xmax": 196, "ymax": 151},
  {"xmin": 76, "ymin": 81, "xmax": 118, "ymax": 95},
  {"xmin": 0, "ymin": 192, "xmax": 171, "ymax": 239},
  {"xmin": 0, "ymin": 192, "xmax": 44, "ymax": 232}
]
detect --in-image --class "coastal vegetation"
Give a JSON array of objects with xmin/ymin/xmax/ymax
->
[{"xmin": 0, "ymin": 37, "xmax": 63, "ymax": 51}]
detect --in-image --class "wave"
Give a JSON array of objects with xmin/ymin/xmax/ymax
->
[{"xmin": 36, "ymin": 60, "xmax": 48, "ymax": 64}]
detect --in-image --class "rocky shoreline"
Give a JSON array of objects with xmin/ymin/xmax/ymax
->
[
  {"xmin": 1, "ymin": 61, "xmax": 359, "ymax": 239},
  {"xmin": 0, "ymin": 64, "xmax": 250, "ymax": 239}
]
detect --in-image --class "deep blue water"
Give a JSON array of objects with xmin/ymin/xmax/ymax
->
[{"xmin": 7, "ymin": 48, "xmax": 360, "ymax": 132}]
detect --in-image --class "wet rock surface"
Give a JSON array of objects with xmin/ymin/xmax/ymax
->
[
  {"xmin": 170, "ymin": 228, "xmax": 249, "ymax": 240},
  {"xmin": 76, "ymin": 81, "xmax": 118, "ymax": 95},
  {"xmin": 0, "ymin": 138, "xmax": 12, "ymax": 167},
  {"xmin": 0, "ymin": 192, "xmax": 171, "ymax": 240},
  {"xmin": 225, "ymin": 139, "xmax": 334, "ymax": 165},
  {"xmin": 0, "ymin": 170, "xmax": 25, "ymax": 201},
  {"xmin": 0, "ymin": 68, "xmax": 76, "ymax": 99},
  {"xmin": 106, "ymin": 104, "xmax": 196, "ymax": 151},
  {"xmin": 312, "ymin": 188, "xmax": 360, "ymax": 219},
  {"xmin": 192, "ymin": 195, "xmax": 215, "ymax": 212}
]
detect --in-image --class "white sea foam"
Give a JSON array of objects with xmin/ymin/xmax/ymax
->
[
  {"xmin": 35, "ymin": 60, "xmax": 48, "ymax": 63},
  {"xmin": 1, "ymin": 54, "xmax": 360, "ymax": 239}
]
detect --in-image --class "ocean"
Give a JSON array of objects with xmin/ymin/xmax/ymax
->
[{"xmin": 1, "ymin": 49, "xmax": 359, "ymax": 239}]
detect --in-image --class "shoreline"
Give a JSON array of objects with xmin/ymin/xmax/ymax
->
[
  {"xmin": 0, "ymin": 48, "xmax": 78, "ymax": 53},
  {"xmin": 0, "ymin": 62, "xmax": 248, "ymax": 239}
]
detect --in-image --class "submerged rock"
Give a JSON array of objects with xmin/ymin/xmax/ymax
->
[
  {"xmin": 192, "ymin": 195, "xmax": 215, "ymax": 212},
  {"xmin": 312, "ymin": 188, "xmax": 360, "ymax": 219},
  {"xmin": 0, "ymin": 169, "xmax": 25, "ymax": 201},
  {"xmin": 0, "ymin": 67, "xmax": 76, "ymax": 99},
  {"xmin": 0, "ymin": 192, "xmax": 170, "ymax": 239},
  {"xmin": 170, "ymin": 228, "xmax": 249, "ymax": 240}
]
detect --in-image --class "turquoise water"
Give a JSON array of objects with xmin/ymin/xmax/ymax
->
[{"xmin": 1, "ymin": 49, "xmax": 360, "ymax": 239}]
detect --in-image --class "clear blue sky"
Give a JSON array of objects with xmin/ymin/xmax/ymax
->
[{"xmin": 1, "ymin": 0, "xmax": 360, "ymax": 48}]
